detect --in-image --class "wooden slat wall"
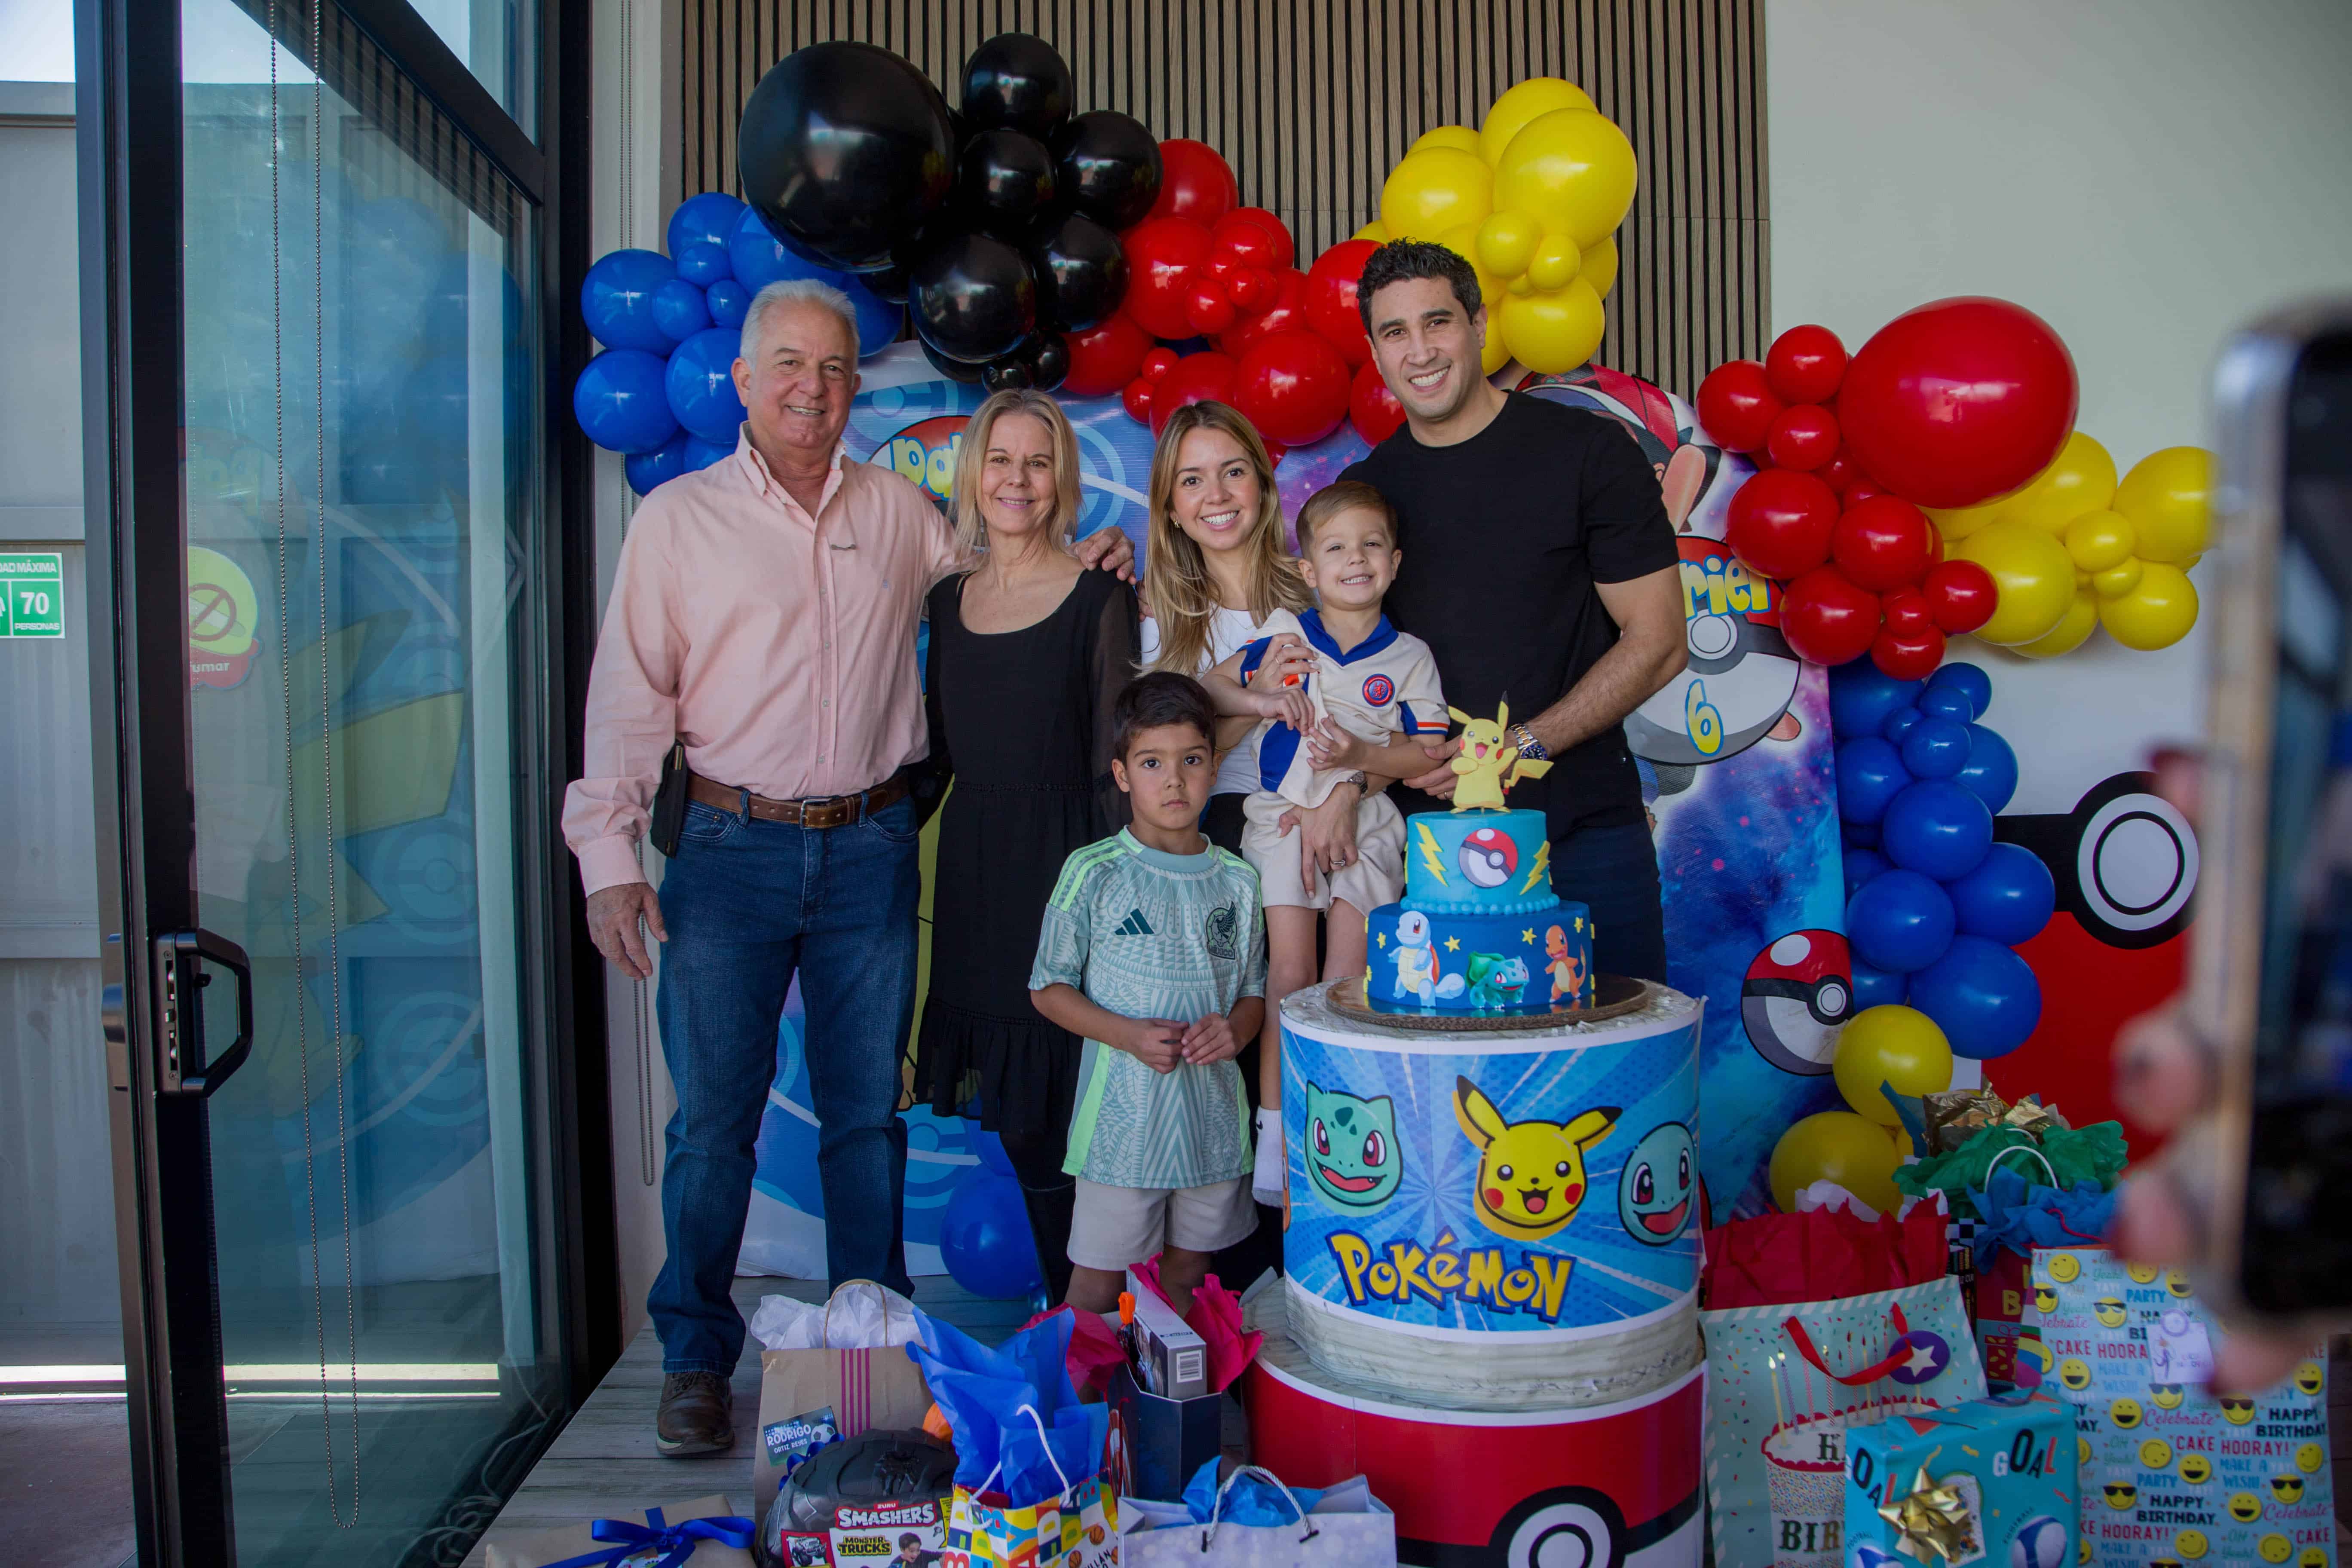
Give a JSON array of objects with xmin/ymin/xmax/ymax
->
[{"xmin": 679, "ymin": 0, "xmax": 1767, "ymax": 400}]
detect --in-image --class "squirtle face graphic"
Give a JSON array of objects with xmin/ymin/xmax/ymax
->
[
  {"xmin": 2230, "ymin": 1493, "xmax": 2265, "ymax": 1523},
  {"xmin": 2152, "ymin": 1382, "xmax": 2187, "ymax": 1410},
  {"xmin": 1617, "ymin": 1121, "xmax": 1697, "ymax": 1246},
  {"xmin": 2102, "ymin": 1480, "xmax": 2138, "ymax": 1510},
  {"xmin": 2297, "ymin": 1441, "xmax": 2324, "ymax": 1474},
  {"xmin": 2179, "ymin": 1453, "xmax": 2212, "ymax": 1484},
  {"xmin": 2110, "ymin": 1396, "xmax": 2143, "ymax": 1429},
  {"xmin": 2058, "ymin": 1357, "xmax": 2093, "ymax": 1391},
  {"xmin": 1302, "ymin": 1083, "xmax": 1402, "ymax": 1210},
  {"xmin": 2094, "ymin": 1296, "xmax": 2127, "ymax": 1327},
  {"xmin": 2220, "ymin": 1395, "xmax": 2257, "ymax": 1426},
  {"xmin": 2272, "ymin": 1474, "xmax": 2306, "ymax": 1504},
  {"xmin": 2140, "ymin": 1437, "xmax": 2173, "ymax": 1470},
  {"xmin": 2294, "ymin": 1360, "xmax": 2324, "ymax": 1396}
]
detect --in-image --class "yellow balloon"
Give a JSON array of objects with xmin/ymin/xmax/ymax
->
[
  {"xmin": 1508, "ymin": 274, "xmax": 1536, "ymax": 297},
  {"xmin": 1581, "ymin": 235, "xmax": 1620, "ymax": 298},
  {"xmin": 2014, "ymin": 591, "xmax": 2100, "ymax": 658},
  {"xmin": 1479, "ymin": 77, "xmax": 1597, "ymax": 166},
  {"xmin": 2001, "ymin": 432, "xmax": 2117, "ymax": 534},
  {"xmin": 1494, "ymin": 108, "xmax": 1639, "ymax": 248},
  {"xmin": 2092, "ymin": 558, "xmax": 2144, "ymax": 599},
  {"xmin": 1412, "ymin": 124, "xmax": 1482, "ymax": 155},
  {"xmin": 1769, "ymin": 1111, "xmax": 1904, "ymax": 1215},
  {"xmin": 1927, "ymin": 502, "xmax": 2006, "ymax": 544},
  {"xmin": 1354, "ymin": 220, "xmax": 1390, "ymax": 242},
  {"xmin": 1499, "ymin": 278, "xmax": 1606, "ymax": 374},
  {"xmin": 2113, "ymin": 446, "xmax": 2213, "ymax": 564},
  {"xmin": 2064, "ymin": 510, "xmax": 2138, "ymax": 573},
  {"xmin": 1955, "ymin": 521, "xmax": 2078, "ymax": 645},
  {"xmin": 1832, "ymin": 1005, "xmax": 1954, "ymax": 1125},
  {"xmin": 1380, "ymin": 146, "xmax": 1493, "ymax": 242},
  {"xmin": 1525, "ymin": 233, "xmax": 1583, "ymax": 292},
  {"xmin": 1434, "ymin": 224, "xmax": 1515, "ymax": 375},
  {"xmin": 1475, "ymin": 210, "xmax": 1540, "ymax": 279},
  {"xmin": 2098, "ymin": 562, "xmax": 2199, "ymax": 650}
]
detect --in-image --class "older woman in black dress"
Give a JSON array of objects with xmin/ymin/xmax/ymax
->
[{"xmin": 913, "ymin": 389, "xmax": 1138, "ymax": 1304}]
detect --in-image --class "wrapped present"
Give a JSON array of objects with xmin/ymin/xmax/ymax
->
[
  {"xmin": 1842, "ymin": 1389, "xmax": 2077, "ymax": 1566},
  {"xmin": 482, "ymin": 1497, "xmax": 755, "ymax": 1568},
  {"xmin": 1895, "ymin": 1124, "xmax": 2127, "ymax": 1219}
]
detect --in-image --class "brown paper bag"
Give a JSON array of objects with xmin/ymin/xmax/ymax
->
[
  {"xmin": 748, "ymin": 1284, "xmax": 935, "ymax": 1508},
  {"xmin": 482, "ymin": 1494, "xmax": 755, "ymax": 1568}
]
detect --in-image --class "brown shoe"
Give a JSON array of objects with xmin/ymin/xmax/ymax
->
[{"xmin": 655, "ymin": 1370, "xmax": 735, "ymax": 1456}]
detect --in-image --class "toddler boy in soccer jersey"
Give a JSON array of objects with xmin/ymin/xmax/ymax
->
[
  {"xmin": 1201, "ymin": 481, "xmax": 1448, "ymax": 1203},
  {"xmin": 1029, "ymin": 673, "xmax": 1267, "ymax": 1317}
]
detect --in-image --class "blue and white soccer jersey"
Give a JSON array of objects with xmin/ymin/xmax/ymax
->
[{"xmin": 1235, "ymin": 609, "xmax": 1447, "ymax": 912}]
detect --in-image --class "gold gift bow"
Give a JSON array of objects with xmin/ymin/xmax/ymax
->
[{"xmin": 1875, "ymin": 1463, "xmax": 1977, "ymax": 1564}]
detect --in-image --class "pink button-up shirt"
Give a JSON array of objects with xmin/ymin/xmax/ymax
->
[{"xmin": 563, "ymin": 430, "xmax": 965, "ymax": 894}]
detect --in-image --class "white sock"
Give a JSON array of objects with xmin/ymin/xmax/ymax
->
[{"xmin": 1252, "ymin": 1106, "xmax": 1285, "ymax": 1206}]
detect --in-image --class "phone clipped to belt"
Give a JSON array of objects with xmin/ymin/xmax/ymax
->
[{"xmin": 649, "ymin": 741, "xmax": 690, "ymax": 856}]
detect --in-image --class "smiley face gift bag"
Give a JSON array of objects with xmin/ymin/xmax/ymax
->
[{"xmin": 2024, "ymin": 1246, "xmax": 2336, "ymax": 1568}]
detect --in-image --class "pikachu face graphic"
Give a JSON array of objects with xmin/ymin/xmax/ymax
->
[{"xmin": 1453, "ymin": 1075, "xmax": 1617, "ymax": 1242}]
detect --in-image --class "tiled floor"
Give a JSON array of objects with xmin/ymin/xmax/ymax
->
[{"xmin": 459, "ymin": 1275, "xmax": 1032, "ymax": 1566}]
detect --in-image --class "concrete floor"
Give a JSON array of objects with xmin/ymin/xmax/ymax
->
[{"xmin": 0, "ymin": 1399, "xmax": 135, "ymax": 1568}]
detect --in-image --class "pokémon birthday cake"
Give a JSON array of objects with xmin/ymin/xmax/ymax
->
[{"xmin": 1366, "ymin": 705, "xmax": 1596, "ymax": 1016}]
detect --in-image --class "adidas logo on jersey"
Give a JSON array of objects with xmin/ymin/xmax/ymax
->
[{"xmin": 1113, "ymin": 909, "xmax": 1155, "ymax": 936}]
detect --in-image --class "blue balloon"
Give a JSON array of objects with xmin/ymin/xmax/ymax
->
[
  {"xmin": 675, "ymin": 238, "xmax": 733, "ymax": 287},
  {"xmin": 937, "ymin": 1170, "xmax": 1041, "ymax": 1300},
  {"xmin": 707, "ymin": 278, "xmax": 750, "ymax": 328},
  {"xmin": 580, "ymin": 248, "xmax": 678, "ymax": 353},
  {"xmin": 1927, "ymin": 661, "xmax": 1992, "ymax": 720},
  {"xmin": 1881, "ymin": 705, "xmax": 1924, "ymax": 746},
  {"xmin": 1841, "ymin": 817, "xmax": 1880, "ymax": 850},
  {"xmin": 650, "ymin": 277, "xmax": 713, "ymax": 344},
  {"xmin": 1881, "ymin": 778, "xmax": 1995, "ymax": 881},
  {"xmin": 665, "ymin": 327, "xmax": 748, "ymax": 441},
  {"xmin": 1851, "ymin": 959, "xmax": 1908, "ymax": 1011},
  {"xmin": 1899, "ymin": 716, "xmax": 1973, "ymax": 780},
  {"xmin": 841, "ymin": 279, "xmax": 906, "ymax": 359},
  {"xmin": 683, "ymin": 435, "xmax": 734, "ymax": 472},
  {"xmin": 1836, "ymin": 737, "xmax": 1914, "ymax": 826},
  {"xmin": 573, "ymin": 348, "xmax": 680, "ymax": 453},
  {"xmin": 1908, "ymin": 934, "xmax": 2042, "ymax": 1059},
  {"xmin": 668, "ymin": 191, "xmax": 749, "ymax": 262},
  {"xmin": 1844, "ymin": 847, "xmax": 1890, "ymax": 900},
  {"xmin": 1954, "ymin": 723, "xmax": 2019, "ymax": 814},
  {"xmin": 625, "ymin": 431, "xmax": 692, "ymax": 496},
  {"xmin": 1829, "ymin": 660, "xmax": 1925, "ymax": 742},
  {"xmin": 1846, "ymin": 869, "xmax": 1957, "ymax": 973},
  {"xmin": 1917, "ymin": 683, "xmax": 1977, "ymax": 724},
  {"xmin": 970, "ymin": 1127, "xmax": 1018, "ymax": 1179},
  {"xmin": 724, "ymin": 207, "xmax": 903, "ymax": 357},
  {"xmin": 1948, "ymin": 842, "xmax": 2057, "ymax": 945}
]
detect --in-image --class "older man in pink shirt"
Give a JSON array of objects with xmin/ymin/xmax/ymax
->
[{"xmin": 564, "ymin": 279, "xmax": 1130, "ymax": 1455}]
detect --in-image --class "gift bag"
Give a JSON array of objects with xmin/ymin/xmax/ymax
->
[
  {"xmin": 751, "ymin": 1280, "xmax": 937, "ymax": 1507},
  {"xmin": 1702, "ymin": 1276, "xmax": 1987, "ymax": 1568},
  {"xmin": 482, "ymin": 1496, "xmax": 755, "ymax": 1568},
  {"xmin": 941, "ymin": 1400, "xmax": 1116, "ymax": 1568},
  {"xmin": 1118, "ymin": 1464, "xmax": 1398, "ymax": 1566},
  {"xmin": 916, "ymin": 1314, "xmax": 1115, "ymax": 1568}
]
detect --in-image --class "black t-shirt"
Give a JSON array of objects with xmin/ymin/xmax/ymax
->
[{"xmin": 1342, "ymin": 391, "xmax": 1680, "ymax": 838}]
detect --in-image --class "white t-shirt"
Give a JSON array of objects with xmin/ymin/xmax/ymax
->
[
  {"xmin": 1141, "ymin": 604, "xmax": 1277, "ymax": 799},
  {"xmin": 1236, "ymin": 609, "xmax": 1447, "ymax": 809}
]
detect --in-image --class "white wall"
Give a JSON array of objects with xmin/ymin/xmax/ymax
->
[{"xmin": 1766, "ymin": 0, "xmax": 2352, "ymax": 810}]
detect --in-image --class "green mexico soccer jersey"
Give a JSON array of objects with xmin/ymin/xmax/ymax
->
[{"xmin": 1030, "ymin": 830, "xmax": 1267, "ymax": 1189}]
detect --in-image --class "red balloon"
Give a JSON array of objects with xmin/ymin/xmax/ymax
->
[
  {"xmin": 1220, "ymin": 267, "xmax": 1311, "ymax": 355},
  {"xmin": 1829, "ymin": 494, "xmax": 1936, "ymax": 591},
  {"xmin": 1695, "ymin": 359, "xmax": 1783, "ymax": 453},
  {"xmin": 1151, "ymin": 138, "xmax": 1239, "ymax": 225},
  {"xmin": 1211, "ymin": 206, "xmax": 1295, "ymax": 272},
  {"xmin": 1226, "ymin": 267, "xmax": 1274, "ymax": 311},
  {"xmin": 1304, "ymin": 239, "xmax": 1381, "ymax": 367},
  {"xmin": 1921, "ymin": 558, "xmax": 1998, "ymax": 634},
  {"xmin": 1121, "ymin": 217, "xmax": 1215, "ymax": 341},
  {"xmin": 1839, "ymin": 296, "xmax": 2079, "ymax": 509},
  {"xmin": 1879, "ymin": 584, "xmax": 1933, "ymax": 637},
  {"xmin": 1232, "ymin": 330, "xmax": 1351, "ymax": 446},
  {"xmin": 1350, "ymin": 358, "xmax": 1406, "ymax": 446},
  {"xmin": 1063, "ymin": 315, "xmax": 1153, "ymax": 398},
  {"xmin": 1843, "ymin": 478, "xmax": 1888, "ymax": 507},
  {"xmin": 1766, "ymin": 404, "xmax": 1841, "ymax": 471},
  {"xmin": 1765, "ymin": 323, "xmax": 1848, "ymax": 405},
  {"xmin": 1871, "ymin": 624, "xmax": 1945, "ymax": 681},
  {"xmin": 1146, "ymin": 351, "xmax": 1237, "ymax": 439},
  {"xmin": 1140, "ymin": 346, "xmax": 1180, "ymax": 381},
  {"xmin": 1186, "ymin": 277, "xmax": 1238, "ymax": 334},
  {"xmin": 1725, "ymin": 469, "xmax": 1841, "ymax": 581},
  {"xmin": 1816, "ymin": 448, "xmax": 1860, "ymax": 493},
  {"xmin": 1781, "ymin": 565, "xmax": 1881, "ymax": 666},
  {"xmin": 1121, "ymin": 377, "xmax": 1155, "ymax": 423}
]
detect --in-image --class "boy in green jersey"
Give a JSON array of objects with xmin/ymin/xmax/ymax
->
[{"xmin": 1030, "ymin": 673, "xmax": 1267, "ymax": 1316}]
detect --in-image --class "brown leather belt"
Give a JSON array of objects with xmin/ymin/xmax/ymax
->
[{"xmin": 686, "ymin": 771, "xmax": 910, "ymax": 830}]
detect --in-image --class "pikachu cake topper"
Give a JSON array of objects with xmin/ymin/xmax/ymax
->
[{"xmin": 1448, "ymin": 701, "xmax": 1554, "ymax": 812}]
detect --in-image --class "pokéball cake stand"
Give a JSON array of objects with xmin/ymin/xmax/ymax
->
[{"xmin": 1247, "ymin": 980, "xmax": 1708, "ymax": 1566}]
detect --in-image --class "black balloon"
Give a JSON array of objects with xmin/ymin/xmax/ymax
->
[
  {"xmin": 1025, "ymin": 332, "xmax": 1071, "ymax": 392},
  {"xmin": 1026, "ymin": 210, "xmax": 1128, "ymax": 333},
  {"xmin": 921, "ymin": 337, "xmax": 987, "ymax": 384},
  {"xmin": 864, "ymin": 262, "xmax": 911, "ymax": 305},
  {"xmin": 738, "ymin": 42, "xmax": 956, "ymax": 272},
  {"xmin": 1051, "ymin": 111, "xmax": 1163, "ymax": 230},
  {"xmin": 961, "ymin": 34, "xmax": 1074, "ymax": 141},
  {"xmin": 910, "ymin": 231, "xmax": 1038, "ymax": 364},
  {"xmin": 957, "ymin": 129, "xmax": 1057, "ymax": 237},
  {"xmin": 982, "ymin": 356, "xmax": 1036, "ymax": 392}
]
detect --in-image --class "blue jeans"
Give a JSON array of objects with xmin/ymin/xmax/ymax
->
[
  {"xmin": 1552, "ymin": 821, "xmax": 1669, "ymax": 984},
  {"xmin": 648, "ymin": 794, "xmax": 920, "ymax": 1374}
]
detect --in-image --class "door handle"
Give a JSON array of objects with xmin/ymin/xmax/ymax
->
[{"xmin": 153, "ymin": 929, "xmax": 255, "ymax": 1097}]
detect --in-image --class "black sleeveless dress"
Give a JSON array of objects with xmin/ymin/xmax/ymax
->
[{"xmin": 913, "ymin": 567, "xmax": 1137, "ymax": 1141}]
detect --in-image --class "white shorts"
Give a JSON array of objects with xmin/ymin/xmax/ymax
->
[
  {"xmin": 1066, "ymin": 1176, "xmax": 1259, "ymax": 1269},
  {"xmin": 1240, "ymin": 790, "xmax": 1405, "ymax": 913}
]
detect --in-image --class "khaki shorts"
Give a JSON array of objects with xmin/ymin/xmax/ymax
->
[
  {"xmin": 1240, "ymin": 789, "xmax": 1406, "ymax": 912},
  {"xmin": 1067, "ymin": 1176, "xmax": 1258, "ymax": 1270}
]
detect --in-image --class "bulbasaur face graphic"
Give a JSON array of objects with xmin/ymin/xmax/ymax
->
[{"xmin": 1304, "ymin": 1083, "xmax": 1402, "ymax": 1210}]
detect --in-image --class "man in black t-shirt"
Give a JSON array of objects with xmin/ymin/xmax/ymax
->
[{"xmin": 1338, "ymin": 240, "xmax": 1687, "ymax": 981}]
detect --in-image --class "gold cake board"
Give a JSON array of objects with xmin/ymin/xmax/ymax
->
[{"xmin": 1326, "ymin": 972, "xmax": 1653, "ymax": 1031}]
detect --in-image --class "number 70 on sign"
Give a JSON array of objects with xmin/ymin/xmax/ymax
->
[{"xmin": 0, "ymin": 552, "xmax": 64, "ymax": 639}]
